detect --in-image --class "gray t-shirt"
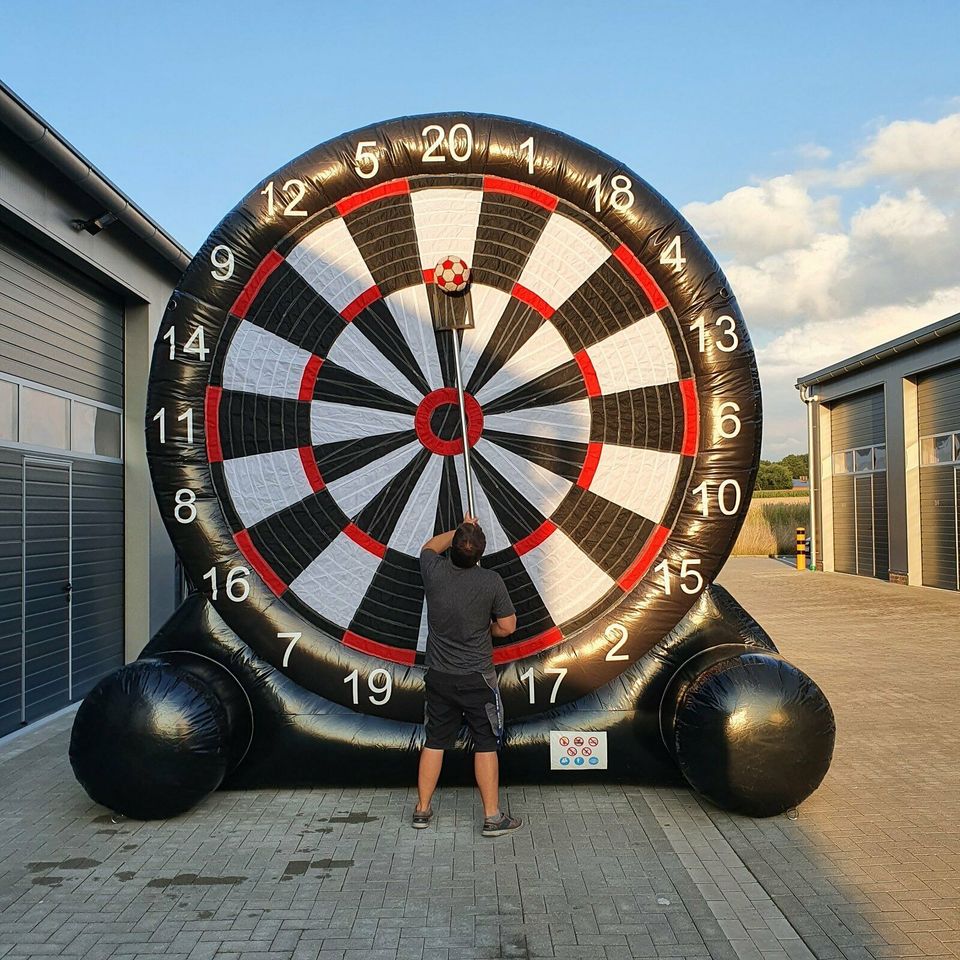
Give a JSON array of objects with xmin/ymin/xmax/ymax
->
[{"xmin": 419, "ymin": 549, "xmax": 515, "ymax": 674}]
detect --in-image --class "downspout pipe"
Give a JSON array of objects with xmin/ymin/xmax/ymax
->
[{"xmin": 799, "ymin": 385, "xmax": 818, "ymax": 570}]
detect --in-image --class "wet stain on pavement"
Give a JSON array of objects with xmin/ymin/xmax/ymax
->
[
  {"xmin": 147, "ymin": 873, "xmax": 245, "ymax": 888},
  {"xmin": 324, "ymin": 813, "xmax": 379, "ymax": 823},
  {"xmin": 26, "ymin": 858, "xmax": 100, "ymax": 872}
]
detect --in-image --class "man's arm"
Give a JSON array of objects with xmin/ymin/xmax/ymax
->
[
  {"xmin": 489, "ymin": 574, "xmax": 516, "ymax": 637},
  {"xmin": 422, "ymin": 514, "xmax": 478, "ymax": 554}
]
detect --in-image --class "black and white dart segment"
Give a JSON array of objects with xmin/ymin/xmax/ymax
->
[{"xmin": 202, "ymin": 175, "xmax": 698, "ymax": 666}]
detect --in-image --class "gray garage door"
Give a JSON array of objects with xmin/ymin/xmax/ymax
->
[
  {"xmin": 831, "ymin": 389, "xmax": 888, "ymax": 579},
  {"xmin": 0, "ymin": 226, "xmax": 124, "ymax": 736},
  {"xmin": 918, "ymin": 363, "xmax": 960, "ymax": 590}
]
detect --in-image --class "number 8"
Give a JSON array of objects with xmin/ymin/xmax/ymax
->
[{"xmin": 174, "ymin": 488, "xmax": 197, "ymax": 524}]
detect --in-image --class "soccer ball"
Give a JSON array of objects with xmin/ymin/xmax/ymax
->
[{"xmin": 434, "ymin": 256, "xmax": 470, "ymax": 294}]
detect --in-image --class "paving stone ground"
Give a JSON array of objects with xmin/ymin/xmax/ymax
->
[{"xmin": 0, "ymin": 558, "xmax": 956, "ymax": 960}]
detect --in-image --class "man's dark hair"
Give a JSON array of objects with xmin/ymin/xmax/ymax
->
[{"xmin": 450, "ymin": 522, "xmax": 486, "ymax": 568}]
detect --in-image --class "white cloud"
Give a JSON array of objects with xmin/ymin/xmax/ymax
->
[
  {"xmin": 861, "ymin": 113, "xmax": 960, "ymax": 178},
  {"xmin": 681, "ymin": 110, "xmax": 960, "ymax": 458},
  {"xmin": 850, "ymin": 188, "xmax": 948, "ymax": 240},
  {"xmin": 683, "ymin": 175, "xmax": 839, "ymax": 260},
  {"xmin": 795, "ymin": 143, "xmax": 832, "ymax": 162}
]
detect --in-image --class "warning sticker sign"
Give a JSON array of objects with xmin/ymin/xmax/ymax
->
[{"xmin": 549, "ymin": 731, "xmax": 608, "ymax": 770}]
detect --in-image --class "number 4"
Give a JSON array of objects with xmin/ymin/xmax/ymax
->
[{"xmin": 660, "ymin": 235, "xmax": 685, "ymax": 273}]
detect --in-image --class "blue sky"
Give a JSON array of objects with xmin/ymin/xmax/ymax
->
[{"xmin": 3, "ymin": 0, "xmax": 959, "ymax": 455}]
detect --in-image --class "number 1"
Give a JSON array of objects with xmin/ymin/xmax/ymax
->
[{"xmin": 520, "ymin": 136, "xmax": 535, "ymax": 175}]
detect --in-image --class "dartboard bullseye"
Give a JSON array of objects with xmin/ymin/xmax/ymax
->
[{"xmin": 147, "ymin": 114, "xmax": 761, "ymax": 723}]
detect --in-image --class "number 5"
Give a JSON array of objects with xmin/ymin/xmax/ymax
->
[{"xmin": 354, "ymin": 141, "xmax": 379, "ymax": 179}]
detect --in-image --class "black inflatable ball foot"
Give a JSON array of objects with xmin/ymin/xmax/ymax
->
[
  {"xmin": 660, "ymin": 644, "xmax": 836, "ymax": 817},
  {"xmin": 70, "ymin": 654, "xmax": 252, "ymax": 820}
]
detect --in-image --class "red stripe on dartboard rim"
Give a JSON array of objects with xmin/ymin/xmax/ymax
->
[
  {"xmin": 341, "ymin": 284, "xmax": 381, "ymax": 322},
  {"xmin": 343, "ymin": 522, "xmax": 387, "ymax": 559},
  {"xmin": 573, "ymin": 350, "xmax": 601, "ymax": 397},
  {"xmin": 482, "ymin": 176, "xmax": 558, "ymax": 211},
  {"xmin": 511, "ymin": 283, "xmax": 554, "ymax": 319},
  {"xmin": 678, "ymin": 378, "xmax": 699, "ymax": 456},
  {"xmin": 336, "ymin": 179, "xmax": 411, "ymax": 217},
  {"xmin": 617, "ymin": 524, "xmax": 671, "ymax": 592},
  {"xmin": 342, "ymin": 630, "xmax": 417, "ymax": 665},
  {"xmin": 231, "ymin": 250, "xmax": 284, "ymax": 319},
  {"xmin": 233, "ymin": 529, "xmax": 287, "ymax": 597},
  {"xmin": 298, "ymin": 354, "xmax": 323, "ymax": 401},
  {"xmin": 513, "ymin": 520, "xmax": 557, "ymax": 557},
  {"xmin": 612, "ymin": 245, "xmax": 669, "ymax": 312},
  {"xmin": 298, "ymin": 445, "xmax": 324, "ymax": 492},
  {"xmin": 492, "ymin": 626, "xmax": 564, "ymax": 664},
  {"xmin": 204, "ymin": 386, "xmax": 224, "ymax": 463},
  {"xmin": 576, "ymin": 442, "xmax": 603, "ymax": 489}
]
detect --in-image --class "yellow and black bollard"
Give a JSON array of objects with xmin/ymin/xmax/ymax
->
[{"xmin": 796, "ymin": 527, "xmax": 806, "ymax": 570}]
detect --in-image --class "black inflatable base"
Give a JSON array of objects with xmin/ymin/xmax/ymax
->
[{"xmin": 70, "ymin": 586, "xmax": 835, "ymax": 820}]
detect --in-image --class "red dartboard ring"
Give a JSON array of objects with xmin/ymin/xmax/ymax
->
[{"xmin": 146, "ymin": 114, "xmax": 761, "ymax": 723}]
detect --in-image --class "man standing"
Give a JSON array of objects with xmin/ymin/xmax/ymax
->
[{"xmin": 414, "ymin": 515, "xmax": 521, "ymax": 837}]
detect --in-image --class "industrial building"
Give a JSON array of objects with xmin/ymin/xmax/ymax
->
[
  {"xmin": 798, "ymin": 312, "xmax": 960, "ymax": 589},
  {"xmin": 0, "ymin": 81, "xmax": 186, "ymax": 736}
]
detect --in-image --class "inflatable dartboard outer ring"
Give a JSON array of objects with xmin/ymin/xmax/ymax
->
[{"xmin": 146, "ymin": 113, "xmax": 761, "ymax": 723}]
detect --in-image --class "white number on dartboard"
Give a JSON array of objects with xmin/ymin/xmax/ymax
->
[
  {"xmin": 353, "ymin": 141, "xmax": 379, "ymax": 179},
  {"xmin": 519, "ymin": 136, "xmax": 535, "ymax": 174},
  {"xmin": 174, "ymin": 489, "xmax": 197, "ymax": 524},
  {"xmin": 152, "ymin": 408, "xmax": 194, "ymax": 444},
  {"xmin": 202, "ymin": 565, "xmax": 250, "ymax": 601},
  {"xmin": 162, "ymin": 325, "xmax": 209, "ymax": 362},
  {"xmin": 604, "ymin": 623, "xmax": 630, "ymax": 662},
  {"xmin": 279, "ymin": 632, "xmax": 302, "ymax": 668},
  {"xmin": 421, "ymin": 123, "xmax": 473, "ymax": 163},
  {"xmin": 344, "ymin": 668, "xmax": 393, "ymax": 705},
  {"xmin": 692, "ymin": 480, "xmax": 742, "ymax": 517},
  {"xmin": 660, "ymin": 235, "xmax": 686, "ymax": 273},
  {"xmin": 261, "ymin": 179, "xmax": 308, "ymax": 218},
  {"xmin": 718, "ymin": 401, "xmax": 742, "ymax": 439},
  {"xmin": 690, "ymin": 314, "xmax": 739, "ymax": 353},
  {"xmin": 210, "ymin": 244, "xmax": 235, "ymax": 281},
  {"xmin": 519, "ymin": 666, "xmax": 567, "ymax": 705},
  {"xmin": 587, "ymin": 173, "xmax": 635, "ymax": 212},
  {"xmin": 654, "ymin": 558, "xmax": 703, "ymax": 595}
]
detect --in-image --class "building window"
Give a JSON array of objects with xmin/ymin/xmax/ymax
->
[
  {"xmin": 0, "ymin": 376, "xmax": 122, "ymax": 461},
  {"xmin": 921, "ymin": 433, "xmax": 957, "ymax": 466},
  {"xmin": 0, "ymin": 380, "xmax": 16, "ymax": 441},
  {"xmin": 834, "ymin": 444, "xmax": 886, "ymax": 474},
  {"xmin": 72, "ymin": 402, "xmax": 121, "ymax": 459},
  {"xmin": 21, "ymin": 386, "xmax": 69, "ymax": 450}
]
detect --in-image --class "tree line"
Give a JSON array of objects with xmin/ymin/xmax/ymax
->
[{"xmin": 756, "ymin": 453, "xmax": 808, "ymax": 490}]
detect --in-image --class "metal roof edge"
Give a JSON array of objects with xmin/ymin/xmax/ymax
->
[
  {"xmin": 795, "ymin": 311, "xmax": 960, "ymax": 390},
  {"xmin": 0, "ymin": 79, "xmax": 192, "ymax": 273}
]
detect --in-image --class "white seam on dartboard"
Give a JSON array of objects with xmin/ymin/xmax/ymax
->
[{"xmin": 632, "ymin": 787, "xmax": 815, "ymax": 960}]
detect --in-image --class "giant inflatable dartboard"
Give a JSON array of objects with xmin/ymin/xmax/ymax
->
[{"xmin": 146, "ymin": 114, "xmax": 761, "ymax": 724}]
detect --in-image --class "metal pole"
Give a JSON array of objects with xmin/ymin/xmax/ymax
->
[
  {"xmin": 450, "ymin": 330, "xmax": 476, "ymax": 517},
  {"xmin": 801, "ymin": 386, "xmax": 818, "ymax": 571}
]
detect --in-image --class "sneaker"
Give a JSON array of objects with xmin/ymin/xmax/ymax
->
[
  {"xmin": 412, "ymin": 807, "xmax": 433, "ymax": 829},
  {"xmin": 482, "ymin": 812, "xmax": 521, "ymax": 837}
]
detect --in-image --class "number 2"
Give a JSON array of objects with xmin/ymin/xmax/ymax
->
[{"xmin": 604, "ymin": 623, "xmax": 629, "ymax": 662}]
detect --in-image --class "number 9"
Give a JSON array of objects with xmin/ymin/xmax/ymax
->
[{"xmin": 210, "ymin": 244, "xmax": 235, "ymax": 281}]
